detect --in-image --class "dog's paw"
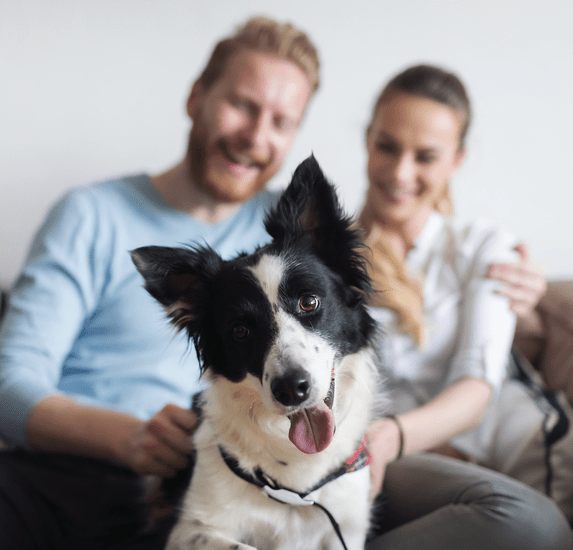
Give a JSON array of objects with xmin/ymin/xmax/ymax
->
[{"xmin": 166, "ymin": 530, "xmax": 256, "ymax": 550}]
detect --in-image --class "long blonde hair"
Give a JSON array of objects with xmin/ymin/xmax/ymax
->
[{"xmin": 360, "ymin": 64, "xmax": 471, "ymax": 345}]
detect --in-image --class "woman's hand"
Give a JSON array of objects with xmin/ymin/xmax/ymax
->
[
  {"xmin": 488, "ymin": 242, "xmax": 547, "ymax": 318},
  {"xmin": 367, "ymin": 417, "xmax": 402, "ymax": 498},
  {"xmin": 122, "ymin": 403, "xmax": 197, "ymax": 478}
]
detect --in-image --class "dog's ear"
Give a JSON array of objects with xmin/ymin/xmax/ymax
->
[
  {"xmin": 130, "ymin": 245, "xmax": 221, "ymax": 342},
  {"xmin": 265, "ymin": 154, "xmax": 339, "ymax": 243},
  {"xmin": 265, "ymin": 155, "xmax": 372, "ymax": 294}
]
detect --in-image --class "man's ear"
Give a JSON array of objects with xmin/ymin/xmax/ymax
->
[
  {"xmin": 186, "ymin": 80, "xmax": 203, "ymax": 120},
  {"xmin": 454, "ymin": 147, "xmax": 467, "ymax": 171}
]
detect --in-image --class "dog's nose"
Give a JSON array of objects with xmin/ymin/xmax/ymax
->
[{"xmin": 271, "ymin": 369, "xmax": 311, "ymax": 406}]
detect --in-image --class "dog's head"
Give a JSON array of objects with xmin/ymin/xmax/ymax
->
[{"xmin": 131, "ymin": 155, "xmax": 376, "ymax": 454}]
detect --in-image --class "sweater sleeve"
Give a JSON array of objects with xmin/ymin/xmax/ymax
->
[
  {"xmin": 0, "ymin": 189, "xmax": 104, "ymax": 446},
  {"xmin": 444, "ymin": 222, "xmax": 519, "ymax": 392}
]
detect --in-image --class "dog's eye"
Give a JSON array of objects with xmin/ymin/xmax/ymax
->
[
  {"xmin": 298, "ymin": 295, "xmax": 319, "ymax": 313},
  {"xmin": 233, "ymin": 325, "xmax": 250, "ymax": 340}
]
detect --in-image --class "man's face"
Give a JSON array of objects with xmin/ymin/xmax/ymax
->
[{"xmin": 187, "ymin": 49, "xmax": 312, "ymax": 204}]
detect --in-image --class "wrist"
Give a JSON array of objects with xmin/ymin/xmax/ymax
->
[{"xmin": 385, "ymin": 415, "xmax": 404, "ymax": 460}]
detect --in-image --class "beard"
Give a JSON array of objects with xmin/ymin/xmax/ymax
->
[{"xmin": 186, "ymin": 108, "xmax": 275, "ymax": 205}]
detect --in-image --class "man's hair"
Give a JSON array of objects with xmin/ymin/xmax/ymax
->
[{"xmin": 198, "ymin": 16, "xmax": 320, "ymax": 95}]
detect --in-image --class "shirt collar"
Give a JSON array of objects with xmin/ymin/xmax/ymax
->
[{"xmin": 406, "ymin": 211, "xmax": 446, "ymax": 270}]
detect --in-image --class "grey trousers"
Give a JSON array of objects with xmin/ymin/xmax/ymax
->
[{"xmin": 367, "ymin": 453, "xmax": 572, "ymax": 550}]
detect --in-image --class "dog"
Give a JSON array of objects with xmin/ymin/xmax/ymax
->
[{"xmin": 131, "ymin": 156, "xmax": 383, "ymax": 550}]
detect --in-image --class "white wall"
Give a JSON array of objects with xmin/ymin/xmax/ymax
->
[{"xmin": 1, "ymin": 0, "xmax": 572, "ymax": 287}]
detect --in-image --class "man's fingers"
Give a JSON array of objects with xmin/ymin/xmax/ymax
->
[
  {"xmin": 148, "ymin": 414, "xmax": 195, "ymax": 455},
  {"xmin": 162, "ymin": 403, "xmax": 198, "ymax": 433}
]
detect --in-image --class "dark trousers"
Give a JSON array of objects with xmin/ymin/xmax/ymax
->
[
  {"xmin": 368, "ymin": 453, "xmax": 572, "ymax": 550},
  {"xmin": 0, "ymin": 449, "xmax": 171, "ymax": 550},
  {"xmin": 1, "ymin": 449, "xmax": 571, "ymax": 550}
]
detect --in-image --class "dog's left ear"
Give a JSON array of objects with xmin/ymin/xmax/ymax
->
[
  {"xmin": 265, "ymin": 155, "xmax": 371, "ymax": 294},
  {"xmin": 131, "ymin": 246, "xmax": 201, "ymax": 308},
  {"xmin": 130, "ymin": 245, "xmax": 221, "ymax": 339}
]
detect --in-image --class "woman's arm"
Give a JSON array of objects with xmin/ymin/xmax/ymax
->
[{"xmin": 368, "ymin": 376, "xmax": 492, "ymax": 496}]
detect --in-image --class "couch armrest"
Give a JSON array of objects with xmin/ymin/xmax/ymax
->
[
  {"xmin": 536, "ymin": 281, "xmax": 573, "ymax": 404},
  {"xmin": 515, "ymin": 280, "xmax": 573, "ymax": 404}
]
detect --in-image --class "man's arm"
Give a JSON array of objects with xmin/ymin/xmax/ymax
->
[
  {"xmin": 487, "ymin": 242, "xmax": 547, "ymax": 318},
  {"xmin": 26, "ymin": 395, "xmax": 197, "ymax": 477}
]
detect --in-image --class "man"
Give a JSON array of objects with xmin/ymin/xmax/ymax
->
[
  {"xmin": 0, "ymin": 16, "xmax": 318, "ymax": 548},
  {"xmin": 0, "ymin": 15, "xmax": 546, "ymax": 550}
]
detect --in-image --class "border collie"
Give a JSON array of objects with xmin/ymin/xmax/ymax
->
[{"xmin": 131, "ymin": 156, "xmax": 382, "ymax": 550}]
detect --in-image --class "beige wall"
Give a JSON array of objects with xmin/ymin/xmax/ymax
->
[{"xmin": 1, "ymin": 0, "xmax": 572, "ymax": 286}]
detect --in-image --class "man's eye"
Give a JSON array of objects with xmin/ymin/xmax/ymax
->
[
  {"xmin": 274, "ymin": 116, "xmax": 295, "ymax": 132},
  {"xmin": 233, "ymin": 325, "xmax": 250, "ymax": 340},
  {"xmin": 298, "ymin": 295, "xmax": 319, "ymax": 313}
]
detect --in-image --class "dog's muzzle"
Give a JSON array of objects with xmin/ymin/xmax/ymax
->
[{"xmin": 271, "ymin": 367, "xmax": 336, "ymax": 455}]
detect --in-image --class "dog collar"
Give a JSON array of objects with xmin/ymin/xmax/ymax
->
[{"xmin": 218, "ymin": 434, "xmax": 371, "ymax": 550}]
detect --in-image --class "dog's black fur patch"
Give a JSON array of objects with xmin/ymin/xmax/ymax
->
[{"xmin": 131, "ymin": 155, "xmax": 375, "ymax": 384}]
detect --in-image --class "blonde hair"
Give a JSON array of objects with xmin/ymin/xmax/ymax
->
[
  {"xmin": 361, "ymin": 64, "xmax": 470, "ymax": 345},
  {"xmin": 198, "ymin": 16, "xmax": 320, "ymax": 95},
  {"xmin": 359, "ymin": 207, "xmax": 426, "ymax": 346}
]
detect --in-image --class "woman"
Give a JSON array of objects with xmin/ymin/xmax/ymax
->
[{"xmin": 361, "ymin": 65, "xmax": 572, "ymax": 549}]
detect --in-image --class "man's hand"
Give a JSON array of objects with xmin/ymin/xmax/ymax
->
[
  {"xmin": 487, "ymin": 242, "xmax": 547, "ymax": 318},
  {"xmin": 123, "ymin": 404, "xmax": 197, "ymax": 478},
  {"xmin": 27, "ymin": 395, "xmax": 198, "ymax": 478}
]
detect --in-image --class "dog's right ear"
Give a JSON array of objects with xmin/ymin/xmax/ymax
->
[{"xmin": 130, "ymin": 245, "xmax": 221, "ymax": 337}]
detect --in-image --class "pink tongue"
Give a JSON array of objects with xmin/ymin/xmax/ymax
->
[{"xmin": 288, "ymin": 402, "xmax": 335, "ymax": 454}]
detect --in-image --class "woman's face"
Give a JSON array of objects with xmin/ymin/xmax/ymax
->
[{"xmin": 365, "ymin": 92, "xmax": 465, "ymax": 231}]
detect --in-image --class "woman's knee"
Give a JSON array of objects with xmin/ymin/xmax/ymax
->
[
  {"xmin": 456, "ymin": 468, "xmax": 572, "ymax": 549},
  {"xmin": 380, "ymin": 454, "xmax": 572, "ymax": 550}
]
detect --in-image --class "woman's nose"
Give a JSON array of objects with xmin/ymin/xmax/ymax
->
[{"xmin": 390, "ymin": 154, "xmax": 415, "ymax": 183}]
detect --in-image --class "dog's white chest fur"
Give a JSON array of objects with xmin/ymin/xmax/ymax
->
[
  {"xmin": 168, "ymin": 429, "xmax": 372, "ymax": 550},
  {"xmin": 164, "ymin": 341, "xmax": 378, "ymax": 550}
]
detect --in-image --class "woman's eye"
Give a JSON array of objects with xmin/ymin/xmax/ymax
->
[
  {"xmin": 233, "ymin": 325, "xmax": 250, "ymax": 340},
  {"xmin": 298, "ymin": 295, "xmax": 319, "ymax": 313},
  {"xmin": 376, "ymin": 141, "xmax": 397, "ymax": 154},
  {"xmin": 417, "ymin": 153, "xmax": 437, "ymax": 164}
]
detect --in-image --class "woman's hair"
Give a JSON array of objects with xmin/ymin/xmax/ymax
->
[
  {"xmin": 360, "ymin": 64, "xmax": 471, "ymax": 345},
  {"xmin": 197, "ymin": 16, "xmax": 320, "ymax": 96},
  {"xmin": 373, "ymin": 64, "xmax": 471, "ymax": 151}
]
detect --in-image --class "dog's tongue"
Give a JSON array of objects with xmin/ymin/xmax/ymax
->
[{"xmin": 288, "ymin": 402, "xmax": 334, "ymax": 454}]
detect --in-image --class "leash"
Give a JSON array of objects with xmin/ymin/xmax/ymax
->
[
  {"xmin": 511, "ymin": 349, "xmax": 570, "ymax": 496},
  {"xmin": 219, "ymin": 434, "xmax": 371, "ymax": 550}
]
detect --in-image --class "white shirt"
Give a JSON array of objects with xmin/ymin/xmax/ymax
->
[{"xmin": 370, "ymin": 212, "xmax": 519, "ymax": 460}]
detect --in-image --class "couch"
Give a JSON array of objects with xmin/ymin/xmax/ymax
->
[{"xmin": 513, "ymin": 280, "xmax": 573, "ymax": 406}]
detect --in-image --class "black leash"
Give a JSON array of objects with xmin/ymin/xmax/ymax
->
[
  {"xmin": 512, "ymin": 349, "xmax": 570, "ymax": 496},
  {"xmin": 219, "ymin": 436, "xmax": 370, "ymax": 550}
]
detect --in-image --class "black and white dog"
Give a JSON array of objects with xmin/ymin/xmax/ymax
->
[{"xmin": 131, "ymin": 156, "xmax": 382, "ymax": 550}]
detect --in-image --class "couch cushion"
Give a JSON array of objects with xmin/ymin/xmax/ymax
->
[{"xmin": 537, "ymin": 280, "xmax": 573, "ymax": 404}]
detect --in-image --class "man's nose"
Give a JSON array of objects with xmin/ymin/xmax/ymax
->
[{"xmin": 241, "ymin": 112, "xmax": 272, "ymax": 152}]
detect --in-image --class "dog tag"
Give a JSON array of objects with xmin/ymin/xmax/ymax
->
[{"xmin": 263, "ymin": 486, "xmax": 314, "ymax": 506}]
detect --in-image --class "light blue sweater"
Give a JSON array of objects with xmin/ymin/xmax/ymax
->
[{"xmin": 0, "ymin": 174, "xmax": 278, "ymax": 446}]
